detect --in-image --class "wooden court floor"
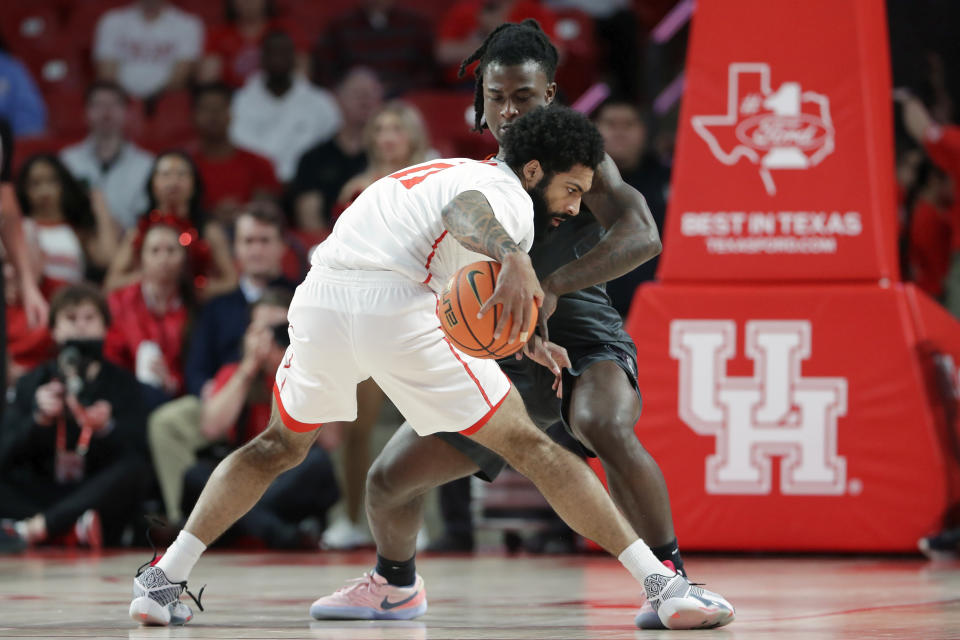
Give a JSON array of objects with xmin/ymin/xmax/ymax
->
[{"xmin": 1, "ymin": 550, "xmax": 959, "ymax": 639}]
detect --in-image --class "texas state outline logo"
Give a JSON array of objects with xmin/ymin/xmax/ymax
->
[{"xmin": 691, "ymin": 63, "xmax": 835, "ymax": 196}]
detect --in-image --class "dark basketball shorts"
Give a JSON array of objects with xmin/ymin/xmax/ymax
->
[{"xmin": 434, "ymin": 341, "xmax": 642, "ymax": 481}]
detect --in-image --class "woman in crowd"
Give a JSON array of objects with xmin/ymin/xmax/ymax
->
[
  {"xmin": 331, "ymin": 101, "xmax": 431, "ymax": 221},
  {"xmin": 104, "ymin": 218, "xmax": 197, "ymax": 409},
  {"xmin": 15, "ymin": 154, "xmax": 118, "ymax": 289},
  {"xmin": 104, "ymin": 151, "xmax": 236, "ymax": 301}
]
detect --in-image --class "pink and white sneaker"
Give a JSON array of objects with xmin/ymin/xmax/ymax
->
[{"xmin": 310, "ymin": 572, "xmax": 427, "ymax": 620}]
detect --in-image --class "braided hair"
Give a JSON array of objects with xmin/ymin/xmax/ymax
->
[{"xmin": 458, "ymin": 19, "xmax": 559, "ymax": 132}]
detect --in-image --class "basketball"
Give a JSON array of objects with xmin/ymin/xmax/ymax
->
[{"xmin": 438, "ymin": 260, "xmax": 538, "ymax": 359}]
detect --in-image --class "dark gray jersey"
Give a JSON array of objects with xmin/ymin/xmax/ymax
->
[{"xmin": 529, "ymin": 208, "xmax": 635, "ymax": 351}]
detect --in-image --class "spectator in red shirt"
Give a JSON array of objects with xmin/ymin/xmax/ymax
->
[
  {"xmin": 178, "ymin": 288, "xmax": 339, "ymax": 548},
  {"xmin": 190, "ymin": 83, "xmax": 280, "ymax": 225},
  {"xmin": 311, "ymin": 0, "xmax": 435, "ymax": 97},
  {"xmin": 104, "ymin": 151, "xmax": 237, "ymax": 301},
  {"xmin": 907, "ymin": 161, "xmax": 954, "ymax": 299},
  {"xmin": 197, "ymin": 0, "xmax": 309, "ymax": 89},
  {"xmin": 899, "ymin": 92, "xmax": 960, "ymax": 316},
  {"xmin": 436, "ymin": 1, "xmax": 558, "ymax": 87},
  {"xmin": 104, "ymin": 220, "xmax": 193, "ymax": 407}
]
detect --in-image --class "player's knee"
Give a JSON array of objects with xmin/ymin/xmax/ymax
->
[
  {"xmin": 244, "ymin": 424, "xmax": 309, "ymax": 474},
  {"xmin": 366, "ymin": 453, "xmax": 418, "ymax": 506},
  {"xmin": 570, "ymin": 411, "xmax": 643, "ymax": 461}
]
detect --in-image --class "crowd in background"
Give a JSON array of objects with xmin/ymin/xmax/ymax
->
[{"xmin": 0, "ymin": 0, "xmax": 958, "ymax": 554}]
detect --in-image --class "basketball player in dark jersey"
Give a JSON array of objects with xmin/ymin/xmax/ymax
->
[{"xmin": 312, "ymin": 21, "xmax": 734, "ymax": 629}]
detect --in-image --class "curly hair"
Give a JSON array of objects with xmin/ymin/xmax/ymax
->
[
  {"xmin": 458, "ymin": 19, "xmax": 559, "ymax": 132},
  {"xmin": 502, "ymin": 106, "xmax": 605, "ymax": 175}
]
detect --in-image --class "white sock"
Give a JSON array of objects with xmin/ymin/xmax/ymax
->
[
  {"xmin": 618, "ymin": 539, "xmax": 677, "ymax": 584},
  {"xmin": 156, "ymin": 530, "xmax": 206, "ymax": 583}
]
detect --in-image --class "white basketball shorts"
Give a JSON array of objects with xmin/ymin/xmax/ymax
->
[{"xmin": 273, "ymin": 267, "xmax": 511, "ymax": 436}]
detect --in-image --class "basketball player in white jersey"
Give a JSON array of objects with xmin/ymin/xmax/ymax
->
[{"xmin": 129, "ymin": 106, "xmax": 732, "ymax": 630}]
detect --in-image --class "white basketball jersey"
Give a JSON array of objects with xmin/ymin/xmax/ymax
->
[{"xmin": 311, "ymin": 158, "xmax": 534, "ymax": 292}]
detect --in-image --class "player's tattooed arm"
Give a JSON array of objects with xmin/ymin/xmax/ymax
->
[
  {"xmin": 441, "ymin": 190, "xmax": 523, "ymax": 261},
  {"xmin": 443, "ymin": 189, "xmax": 541, "ymax": 344},
  {"xmin": 543, "ymin": 153, "xmax": 662, "ymax": 296}
]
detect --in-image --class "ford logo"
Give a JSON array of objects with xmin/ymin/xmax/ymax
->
[{"xmin": 735, "ymin": 114, "xmax": 832, "ymax": 151}]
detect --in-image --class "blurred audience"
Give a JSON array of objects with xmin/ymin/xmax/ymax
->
[
  {"xmin": 15, "ymin": 155, "xmax": 118, "ymax": 288},
  {"xmin": 289, "ymin": 67, "xmax": 384, "ymax": 230},
  {"xmin": 898, "ymin": 92, "xmax": 960, "ymax": 317},
  {"xmin": 94, "ymin": 0, "xmax": 203, "ymax": 100},
  {"xmin": 0, "ymin": 43, "xmax": 47, "ymax": 138},
  {"xmin": 907, "ymin": 160, "xmax": 954, "ymax": 300},
  {"xmin": 104, "ymin": 151, "xmax": 237, "ymax": 300},
  {"xmin": 545, "ymin": 0, "xmax": 641, "ymax": 100},
  {"xmin": 332, "ymin": 100, "xmax": 430, "ymax": 219},
  {"xmin": 198, "ymin": 0, "xmax": 309, "ymax": 89},
  {"xmin": 190, "ymin": 83, "xmax": 280, "ymax": 224},
  {"xmin": 184, "ymin": 203, "xmax": 293, "ymax": 397},
  {"xmin": 60, "ymin": 82, "xmax": 155, "ymax": 231},
  {"xmin": 0, "ymin": 284, "xmax": 147, "ymax": 553},
  {"xmin": 231, "ymin": 31, "xmax": 340, "ymax": 182},
  {"xmin": 178, "ymin": 288, "xmax": 339, "ymax": 548},
  {"xmin": 436, "ymin": 0, "xmax": 558, "ymax": 87},
  {"xmin": 311, "ymin": 0, "xmax": 435, "ymax": 97},
  {"xmin": 593, "ymin": 98, "xmax": 669, "ymax": 315},
  {"xmin": 104, "ymin": 221, "xmax": 193, "ymax": 407}
]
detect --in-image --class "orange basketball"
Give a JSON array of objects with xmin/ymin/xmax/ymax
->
[{"xmin": 438, "ymin": 260, "xmax": 538, "ymax": 359}]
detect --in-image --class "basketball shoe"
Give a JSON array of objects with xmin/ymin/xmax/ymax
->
[
  {"xmin": 918, "ymin": 527, "xmax": 960, "ymax": 560},
  {"xmin": 310, "ymin": 571, "xmax": 427, "ymax": 620},
  {"xmin": 129, "ymin": 565, "xmax": 204, "ymax": 626},
  {"xmin": 637, "ymin": 570, "xmax": 735, "ymax": 630}
]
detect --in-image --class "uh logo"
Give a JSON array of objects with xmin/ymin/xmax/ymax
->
[
  {"xmin": 670, "ymin": 320, "xmax": 848, "ymax": 495},
  {"xmin": 691, "ymin": 63, "xmax": 835, "ymax": 196}
]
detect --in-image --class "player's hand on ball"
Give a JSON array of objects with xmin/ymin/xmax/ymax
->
[{"xmin": 479, "ymin": 252, "xmax": 542, "ymax": 344}]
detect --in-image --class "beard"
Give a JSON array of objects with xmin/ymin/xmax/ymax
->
[{"xmin": 529, "ymin": 173, "xmax": 572, "ymax": 242}]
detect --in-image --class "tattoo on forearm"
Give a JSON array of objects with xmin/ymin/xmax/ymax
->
[{"xmin": 442, "ymin": 190, "xmax": 520, "ymax": 261}]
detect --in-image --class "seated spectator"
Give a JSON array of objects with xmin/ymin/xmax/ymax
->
[
  {"xmin": 0, "ymin": 284, "xmax": 148, "ymax": 552},
  {"xmin": 104, "ymin": 221, "xmax": 194, "ymax": 407},
  {"xmin": 907, "ymin": 161, "xmax": 954, "ymax": 300},
  {"xmin": 898, "ymin": 92, "xmax": 960, "ymax": 317},
  {"xmin": 190, "ymin": 83, "xmax": 280, "ymax": 224},
  {"xmin": 104, "ymin": 151, "xmax": 237, "ymax": 300},
  {"xmin": 333, "ymin": 101, "xmax": 430, "ymax": 218},
  {"xmin": 152, "ymin": 204, "xmax": 294, "ymax": 523},
  {"xmin": 183, "ymin": 203, "xmax": 295, "ymax": 397},
  {"xmin": 289, "ymin": 67, "xmax": 384, "ymax": 230},
  {"xmin": 15, "ymin": 155, "xmax": 119, "ymax": 288},
  {"xmin": 436, "ymin": 1, "xmax": 558, "ymax": 87},
  {"xmin": 593, "ymin": 98, "xmax": 670, "ymax": 315},
  {"xmin": 177, "ymin": 288, "xmax": 339, "ymax": 547},
  {"xmin": 311, "ymin": 0, "xmax": 435, "ymax": 97},
  {"xmin": 231, "ymin": 31, "xmax": 340, "ymax": 182},
  {"xmin": 0, "ymin": 43, "xmax": 47, "ymax": 138},
  {"xmin": 61, "ymin": 82, "xmax": 155, "ymax": 231},
  {"xmin": 198, "ymin": 0, "xmax": 309, "ymax": 89},
  {"xmin": 94, "ymin": 0, "xmax": 203, "ymax": 100}
]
